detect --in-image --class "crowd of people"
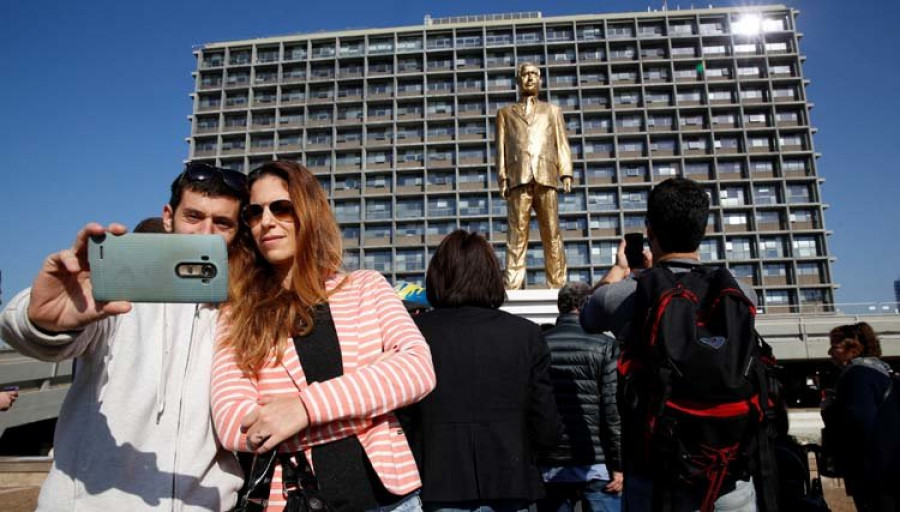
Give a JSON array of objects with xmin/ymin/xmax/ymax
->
[{"xmin": 0, "ymin": 162, "xmax": 897, "ymax": 512}]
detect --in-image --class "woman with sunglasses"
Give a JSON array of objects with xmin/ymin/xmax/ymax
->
[
  {"xmin": 210, "ymin": 161, "xmax": 436, "ymax": 511},
  {"xmin": 821, "ymin": 322, "xmax": 899, "ymax": 512}
]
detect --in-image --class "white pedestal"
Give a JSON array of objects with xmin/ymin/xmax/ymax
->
[{"xmin": 501, "ymin": 289, "xmax": 560, "ymax": 325}]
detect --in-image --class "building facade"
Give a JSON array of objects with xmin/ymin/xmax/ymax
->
[{"xmin": 188, "ymin": 5, "xmax": 835, "ymax": 313}]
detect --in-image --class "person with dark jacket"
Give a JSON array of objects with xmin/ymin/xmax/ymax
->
[
  {"xmin": 822, "ymin": 322, "xmax": 899, "ymax": 512},
  {"xmin": 405, "ymin": 230, "xmax": 562, "ymax": 512},
  {"xmin": 538, "ymin": 282, "xmax": 622, "ymax": 512}
]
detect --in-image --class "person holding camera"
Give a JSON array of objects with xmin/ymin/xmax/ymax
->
[
  {"xmin": 0, "ymin": 163, "xmax": 248, "ymax": 510},
  {"xmin": 580, "ymin": 178, "xmax": 762, "ymax": 512}
]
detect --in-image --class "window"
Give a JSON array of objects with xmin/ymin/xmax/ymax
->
[
  {"xmin": 308, "ymin": 131, "xmax": 331, "ymax": 145},
  {"xmin": 195, "ymin": 139, "xmax": 216, "ymax": 152},
  {"xmin": 363, "ymin": 251, "xmax": 392, "ymax": 273},
  {"xmin": 726, "ymin": 238, "xmax": 754, "ymax": 259},
  {"xmin": 677, "ymin": 90, "xmax": 702, "ymax": 103},
  {"xmin": 705, "ymin": 66, "xmax": 731, "ymax": 79},
  {"xmin": 591, "ymin": 242, "xmax": 618, "ymax": 265},
  {"xmin": 623, "ymin": 215, "xmax": 645, "ymax": 230},
  {"xmin": 614, "ymin": 91, "xmax": 640, "ymax": 105},
  {"xmin": 428, "ymin": 196, "xmax": 456, "ymax": 217},
  {"xmin": 740, "ymin": 88, "xmax": 765, "ymax": 100},
  {"xmin": 748, "ymin": 136, "xmax": 771, "ymax": 150},
  {"xmin": 639, "ymin": 24, "xmax": 664, "ymax": 37},
  {"xmin": 610, "ymin": 46, "xmax": 637, "ymax": 59},
  {"xmin": 616, "ymin": 115, "xmax": 642, "ymax": 129},
  {"xmin": 589, "ymin": 216, "xmax": 618, "ymax": 230},
  {"xmin": 685, "ymin": 162, "xmax": 710, "ymax": 177},
  {"xmin": 780, "ymin": 135, "xmax": 804, "ymax": 148},
  {"xmin": 763, "ymin": 17, "xmax": 787, "ymax": 32},
  {"xmin": 800, "ymin": 289, "xmax": 825, "ymax": 304},
  {"xmin": 671, "ymin": 45, "xmax": 697, "ymax": 57},
  {"xmin": 786, "ymin": 184, "xmax": 811, "ymax": 204},
  {"xmin": 683, "ymin": 137, "xmax": 708, "ymax": 150},
  {"xmin": 723, "ymin": 212, "xmax": 748, "ymax": 226},
  {"xmin": 765, "ymin": 41, "xmax": 790, "ymax": 53},
  {"xmin": 764, "ymin": 290, "xmax": 792, "ymax": 306},
  {"xmin": 365, "ymin": 199, "xmax": 392, "ymax": 220},
  {"xmin": 714, "ymin": 137, "xmax": 740, "ymax": 150},
  {"xmin": 396, "ymin": 222, "xmax": 424, "ymax": 237},
  {"xmin": 750, "ymin": 160, "xmax": 775, "ymax": 174},
  {"xmin": 793, "ymin": 236, "xmax": 819, "ymax": 257},
  {"xmin": 773, "ymin": 87, "xmax": 797, "ymax": 100},
  {"xmin": 608, "ymin": 24, "xmax": 634, "ymax": 38},
  {"xmin": 397, "ymin": 36, "xmax": 422, "ymax": 52},
  {"xmin": 645, "ymin": 90, "xmax": 671, "ymax": 104},
  {"xmin": 396, "ymin": 198, "xmax": 424, "ymax": 218},
  {"xmin": 720, "ymin": 187, "xmax": 745, "ymax": 206},
  {"xmin": 699, "ymin": 239, "xmax": 721, "ymax": 261},
  {"xmin": 366, "ymin": 151, "xmax": 390, "ymax": 165},
  {"xmin": 703, "ymin": 44, "xmax": 728, "ymax": 56},
  {"xmin": 754, "ymin": 185, "xmax": 779, "ymax": 205},
  {"xmin": 565, "ymin": 243, "xmax": 590, "ymax": 266},
  {"xmin": 334, "ymin": 200, "xmax": 361, "ymax": 221},
  {"xmin": 335, "ymin": 175, "xmax": 361, "ymax": 191},
  {"xmin": 709, "ymin": 90, "xmax": 733, "ymax": 102},
  {"xmin": 756, "ymin": 210, "xmax": 781, "ymax": 226},
  {"xmin": 578, "ymin": 25, "xmax": 603, "ymax": 40},
  {"xmin": 458, "ymin": 195, "xmax": 488, "ymax": 216},
  {"xmin": 762, "ymin": 263, "xmax": 787, "ymax": 277},
  {"xmin": 621, "ymin": 190, "xmax": 648, "ymax": 208},
  {"xmin": 650, "ymin": 139, "xmax": 677, "ymax": 152},
  {"xmin": 588, "ymin": 191, "xmax": 618, "ymax": 211},
  {"xmin": 759, "ymin": 237, "xmax": 785, "ymax": 258},
  {"xmin": 770, "ymin": 64, "xmax": 792, "ymax": 76},
  {"xmin": 368, "ymin": 38, "xmax": 393, "ymax": 54},
  {"xmin": 745, "ymin": 113, "xmax": 767, "ymax": 125},
  {"xmin": 653, "ymin": 163, "xmax": 679, "ymax": 176},
  {"xmin": 647, "ymin": 115, "xmax": 673, "ymax": 129},
  {"xmin": 395, "ymin": 250, "xmax": 426, "ymax": 272},
  {"xmin": 797, "ymin": 262, "xmax": 821, "ymax": 277},
  {"xmin": 644, "ymin": 67, "xmax": 669, "ymax": 80}
]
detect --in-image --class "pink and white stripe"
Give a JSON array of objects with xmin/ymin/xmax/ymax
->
[{"xmin": 211, "ymin": 270, "xmax": 436, "ymax": 511}]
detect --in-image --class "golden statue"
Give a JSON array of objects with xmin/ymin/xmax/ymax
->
[{"xmin": 496, "ymin": 62, "xmax": 573, "ymax": 289}]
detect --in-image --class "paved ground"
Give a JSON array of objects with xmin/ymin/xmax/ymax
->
[
  {"xmin": 0, "ymin": 475, "xmax": 859, "ymax": 511},
  {"xmin": 0, "ymin": 409, "xmax": 859, "ymax": 512}
]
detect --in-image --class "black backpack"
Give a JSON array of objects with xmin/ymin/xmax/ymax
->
[{"xmin": 619, "ymin": 262, "xmax": 778, "ymax": 512}]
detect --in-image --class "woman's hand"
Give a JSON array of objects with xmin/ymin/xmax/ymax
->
[{"xmin": 241, "ymin": 395, "xmax": 310, "ymax": 453}]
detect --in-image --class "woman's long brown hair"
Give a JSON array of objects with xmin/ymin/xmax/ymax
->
[{"xmin": 223, "ymin": 161, "xmax": 344, "ymax": 376}]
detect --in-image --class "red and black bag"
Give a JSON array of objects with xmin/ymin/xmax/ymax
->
[{"xmin": 619, "ymin": 261, "xmax": 778, "ymax": 512}]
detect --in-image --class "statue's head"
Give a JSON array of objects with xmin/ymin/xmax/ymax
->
[{"xmin": 516, "ymin": 62, "xmax": 541, "ymax": 97}]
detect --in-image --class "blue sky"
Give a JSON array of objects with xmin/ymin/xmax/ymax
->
[{"xmin": 1, "ymin": 0, "xmax": 898, "ymax": 305}]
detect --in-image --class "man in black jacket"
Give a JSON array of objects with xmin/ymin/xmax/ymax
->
[{"xmin": 538, "ymin": 282, "xmax": 623, "ymax": 512}]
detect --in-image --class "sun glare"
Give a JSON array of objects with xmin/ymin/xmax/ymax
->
[{"xmin": 733, "ymin": 14, "xmax": 762, "ymax": 35}]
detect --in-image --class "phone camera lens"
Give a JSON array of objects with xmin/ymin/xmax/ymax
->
[{"xmin": 201, "ymin": 265, "xmax": 216, "ymax": 278}]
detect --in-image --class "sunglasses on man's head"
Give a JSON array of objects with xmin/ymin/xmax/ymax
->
[
  {"xmin": 241, "ymin": 199, "xmax": 295, "ymax": 227},
  {"xmin": 181, "ymin": 162, "xmax": 248, "ymax": 194}
]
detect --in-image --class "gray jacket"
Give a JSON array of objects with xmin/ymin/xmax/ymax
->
[{"xmin": 537, "ymin": 313, "xmax": 622, "ymax": 471}]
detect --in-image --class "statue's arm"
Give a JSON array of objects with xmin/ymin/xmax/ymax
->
[
  {"xmin": 496, "ymin": 108, "xmax": 509, "ymax": 197},
  {"xmin": 554, "ymin": 106, "xmax": 573, "ymax": 181}
]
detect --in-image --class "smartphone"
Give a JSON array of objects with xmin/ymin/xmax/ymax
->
[
  {"xmin": 88, "ymin": 233, "xmax": 228, "ymax": 303},
  {"xmin": 624, "ymin": 233, "xmax": 645, "ymax": 269},
  {"xmin": 2, "ymin": 386, "xmax": 18, "ymax": 392}
]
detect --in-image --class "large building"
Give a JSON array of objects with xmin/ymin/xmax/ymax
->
[{"xmin": 188, "ymin": 4, "xmax": 835, "ymax": 313}]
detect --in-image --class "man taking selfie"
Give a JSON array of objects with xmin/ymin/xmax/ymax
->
[{"xmin": 0, "ymin": 163, "xmax": 247, "ymax": 511}]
